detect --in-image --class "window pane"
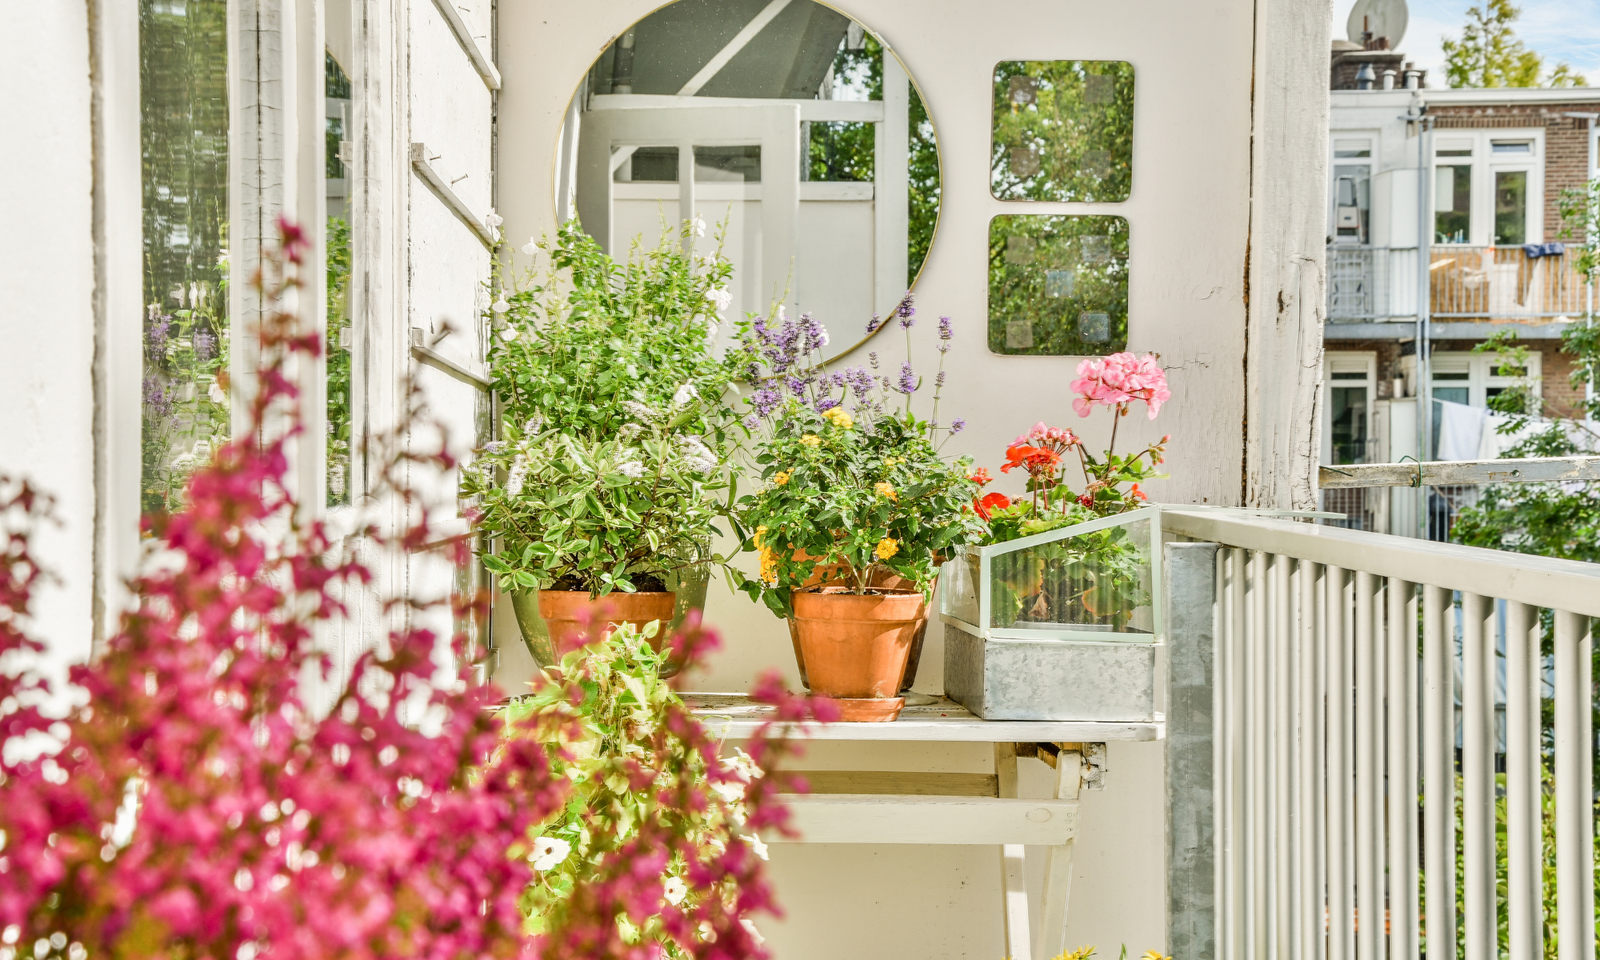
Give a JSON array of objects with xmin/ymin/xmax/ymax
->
[
  {"xmin": 803, "ymin": 121, "xmax": 873, "ymax": 182},
  {"xmin": 1494, "ymin": 170, "xmax": 1527, "ymax": 246},
  {"xmin": 1435, "ymin": 165, "xmax": 1470, "ymax": 244},
  {"xmin": 614, "ymin": 146, "xmax": 679, "ymax": 183},
  {"xmin": 326, "ymin": 50, "xmax": 353, "ymax": 506},
  {"xmin": 694, "ymin": 145, "xmax": 761, "ymax": 183},
  {"xmin": 1330, "ymin": 386, "xmax": 1369, "ymax": 464},
  {"xmin": 140, "ymin": 0, "xmax": 229, "ymax": 519}
]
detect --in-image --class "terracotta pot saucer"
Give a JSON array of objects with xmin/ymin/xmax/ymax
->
[{"xmin": 819, "ymin": 695, "xmax": 906, "ymax": 722}]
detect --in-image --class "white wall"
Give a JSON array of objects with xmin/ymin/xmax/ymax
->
[
  {"xmin": 0, "ymin": 3, "xmax": 97, "ymax": 677},
  {"xmin": 495, "ymin": 0, "xmax": 1269, "ymax": 954}
]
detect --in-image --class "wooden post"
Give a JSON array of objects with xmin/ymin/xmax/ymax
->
[
  {"xmin": 995, "ymin": 742, "xmax": 1032, "ymax": 960},
  {"xmin": 1037, "ymin": 748, "xmax": 1084, "ymax": 960}
]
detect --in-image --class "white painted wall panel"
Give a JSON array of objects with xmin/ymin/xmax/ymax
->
[{"xmin": 0, "ymin": 2, "xmax": 96, "ymax": 675}]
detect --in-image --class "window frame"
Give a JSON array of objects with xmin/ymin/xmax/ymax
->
[
  {"xmin": 1321, "ymin": 351, "xmax": 1378, "ymax": 466},
  {"xmin": 1430, "ymin": 128, "xmax": 1544, "ymax": 247}
]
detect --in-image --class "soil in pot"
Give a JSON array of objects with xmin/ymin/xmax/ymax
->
[{"xmin": 791, "ymin": 586, "xmax": 924, "ymax": 722}]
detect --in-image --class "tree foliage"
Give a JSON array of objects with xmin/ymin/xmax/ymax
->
[{"xmin": 1441, "ymin": 0, "xmax": 1587, "ymax": 88}]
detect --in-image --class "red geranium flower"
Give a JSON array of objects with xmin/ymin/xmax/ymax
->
[
  {"xmin": 974, "ymin": 491, "xmax": 1012, "ymax": 521},
  {"xmin": 969, "ymin": 467, "xmax": 993, "ymax": 486},
  {"xmin": 1000, "ymin": 444, "xmax": 1062, "ymax": 477}
]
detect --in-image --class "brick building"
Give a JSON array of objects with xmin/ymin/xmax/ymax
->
[{"xmin": 1321, "ymin": 47, "xmax": 1598, "ymax": 535}]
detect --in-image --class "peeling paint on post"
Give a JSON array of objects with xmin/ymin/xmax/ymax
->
[{"xmin": 1166, "ymin": 541, "xmax": 1219, "ymax": 958}]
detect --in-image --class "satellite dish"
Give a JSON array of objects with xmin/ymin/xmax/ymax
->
[{"xmin": 1347, "ymin": 0, "xmax": 1408, "ymax": 49}]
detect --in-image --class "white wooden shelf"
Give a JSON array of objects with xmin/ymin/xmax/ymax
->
[{"xmin": 682, "ymin": 692, "xmax": 1163, "ymax": 743}]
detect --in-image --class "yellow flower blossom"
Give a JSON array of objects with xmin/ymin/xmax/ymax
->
[
  {"xmin": 772, "ymin": 471, "xmax": 791, "ymax": 486},
  {"xmin": 875, "ymin": 537, "xmax": 899, "ymax": 560},
  {"xmin": 822, "ymin": 408, "xmax": 853, "ymax": 429},
  {"xmin": 754, "ymin": 525, "xmax": 768, "ymax": 548},
  {"xmin": 758, "ymin": 545, "xmax": 779, "ymax": 585},
  {"xmin": 799, "ymin": 434, "xmax": 821, "ymax": 447},
  {"xmin": 874, "ymin": 481, "xmax": 897, "ymax": 501}
]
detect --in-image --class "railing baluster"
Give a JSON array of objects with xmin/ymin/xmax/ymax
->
[
  {"xmin": 1385, "ymin": 581, "xmax": 1417, "ymax": 960},
  {"xmin": 1355, "ymin": 573, "xmax": 1382, "ymax": 960},
  {"xmin": 1461, "ymin": 593, "xmax": 1496, "ymax": 960},
  {"xmin": 1249, "ymin": 551, "xmax": 1269, "ymax": 959},
  {"xmin": 1222, "ymin": 547, "xmax": 1247, "ymax": 960},
  {"xmin": 1554, "ymin": 610, "xmax": 1596, "ymax": 960},
  {"xmin": 1505, "ymin": 602, "xmax": 1541, "ymax": 960},
  {"xmin": 1422, "ymin": 584, "xmax": 1456, "ymax": 960},
  {"xmin": 1328, "ymin": 565, "xmax": 1355, "ymax": 960},
  {"xmin": 1295, "ymin": 560, "xmax": 1319, "ymax": 960},
  {"xmin": 1313, "ymin": 562, "xmax": 1329, "ymax": 960},
  {"xmin": 1274, "ymin": 554, "xmax": 1294, "ymax": 959}
]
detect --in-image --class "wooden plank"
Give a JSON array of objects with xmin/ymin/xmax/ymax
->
[
  {"xmin": 770, "ymin": 795, "xmax": 1078, "ymax": 845},
  {"xmin": 675, "ymin": 0, "xmax": 791, "ymax": 96},
  {"xmin": 1036, "ymin": 749, "xmax": 1084, "ymax": 960},
  {"xmin": 409, "ymin": 143, "xmax": 498, "ymax": 250},
  {"xmin": 409, "ymin": 327, "xmax": 490, "ymax": 390},
  {"xmin": 684, "ymin": 693, "xmax": 1164, "ymax": 743},
  {"xmin": 782, "ymin": 771, "xmax": 998, "ymax": 797},
  {"xmin": 1163, "ymin": 509, "xmax": 1600, "ymax": 618},
  {"xmin": 1319, "ymin": 456, "xmax": 1600, "ymax": 489},
  {"xmin": 427, "ymin": 0, "xmax": 501, "ymax": 91}
]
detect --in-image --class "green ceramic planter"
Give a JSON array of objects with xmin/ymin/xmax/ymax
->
[{"xmin": 511, "ymin": 563, "xmax": 711, "ymax": 676}]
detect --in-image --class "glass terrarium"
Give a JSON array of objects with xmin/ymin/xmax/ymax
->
[{"xmin": 940, "ymin": 505, "xmax": 1161, "ymax": 643}]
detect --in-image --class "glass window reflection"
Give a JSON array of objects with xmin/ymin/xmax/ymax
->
[{"xmin": 991, "ymin": 61, "xmax": 1134, "ymax": 203}]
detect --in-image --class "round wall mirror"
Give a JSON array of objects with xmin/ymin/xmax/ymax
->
[{"xmin": 552, "ymin": 0, "xmax": 941, "ymax": 363}]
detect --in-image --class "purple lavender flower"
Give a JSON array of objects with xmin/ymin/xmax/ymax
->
[
  {"xmin": 938, "ymin": 315, "xmax": 953, "ymax": 340},
  {"xmin": 142, "ymin": 373, "xmax": 174, "ymax": 421},
  {"xmin": 800, "ymin": 312, "xmax": 830, "ymax": 355},
  {"xmin": 147, "ymin": 315, "xmax": 172, "ymax": 354},
  {"xmin": 785, "ymin": 375, "xmax": 808, "ymax": 398},
  {"xmin": 814, "ymin": 396, "xmax": 840, "ymax": 413},
  {"xmin": 866, "ymin": 313, "xmax": 881, "ymax": 335},
  {"xmin": 483, "ymin": 440, "xmax": 507, "ymax": 455},
  {"xmin": 896, "ymin": 361, "xmax": 917, "ymax": 395},
  {"xmin": 193, "ymin": 328, "xmax": 216, "ymax": 361},
  {"xmin": 868, "ymin": 351, "xmax": 880, "ymax": 371},
  {"xmin": 895, "ymin": 292, "xmax": 916, "ymax": 330},
  {"xmin": 935, "ymin": 370, "xmax": 946, "ymax": 388},
  {"xmin": 950, "ymin": 418, "xmax": 966, "ymax": 434},
  {"xmin": 750, "ymin": 385, "xmax": 782, "ymax": 418},
  {"xmin": 743, "ymin": 413, "xmax": 761, "ymax": 430}
]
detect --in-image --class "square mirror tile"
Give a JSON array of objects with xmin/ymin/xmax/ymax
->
[
  {"xmin": 991, "ymin": 60, "xmax": 1134, "ymax": 202},
  {"xmin": 988, "ymin": 214, "xmax": 1129, "ymax": 356}
]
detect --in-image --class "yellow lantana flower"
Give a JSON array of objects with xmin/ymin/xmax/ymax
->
[
  {"xmin": 799, "ymin": 434, "xmax": 821, "ymax": 447},
  {"xmin": 822, "ymin": 408, "xmax": 853, "ymax": 429},
  {"xmin": 874, "ymin": 481, "xmax": 897, "ymax": 501},
  {"xmin": 875, "ymin": 537, "xmax": 899, "ymax": 560},
  {"xmin": 773, "ymin": 471, "xmax": 791, "ymax": 486}
]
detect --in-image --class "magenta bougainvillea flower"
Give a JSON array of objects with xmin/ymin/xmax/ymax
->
[{"xmin": 0, "ymin": 220, "xmax": 819, "ymax": 960}]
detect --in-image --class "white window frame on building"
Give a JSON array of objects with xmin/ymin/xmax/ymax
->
[
  {"xmin": 1330, "ymin": 135, "xmax": 1376, "ymax": 244},
  {"xmin": 1321, "ymin": 351, "xmax": 1378, "ymax": 465},
  {"xmin": 1432, "ymin": 128, "xmax": 1545, "ymax": 247},
  {"xmin": 1414, "ymin": 348, "xmax": 1543, "ymax": 409}
]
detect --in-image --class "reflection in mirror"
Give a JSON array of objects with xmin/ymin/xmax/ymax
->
[
  {"xmin": 325, "ymin": 31, "xmax": 354, "ymax": 507},
  {"xmin": 988, "ymin": 215, "xmax": 1130, "ymax": 356},
  {"xmin": 991, "ymin": 61, "xmax": 1134, "ymax": 203},
  {"xmin": 554, "ymin": 0, "xmax": 941, "ymax": 362}
]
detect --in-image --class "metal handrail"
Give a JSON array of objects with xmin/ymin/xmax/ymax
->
[{"xmin": 1164, "ymin": 507, "xmax": 1600, "ymax": 616}]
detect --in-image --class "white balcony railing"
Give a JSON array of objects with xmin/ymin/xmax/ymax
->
[
  {"xmin": 1163, "ymin": 509, "xmax": 1598, "ymax": 960},
  {"xmin": 1327, "ymin": 244, "xmax": 1596, "ymax": 323}
]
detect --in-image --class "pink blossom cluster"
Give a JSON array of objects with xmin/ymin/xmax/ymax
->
[
  {"xmin": 0, "ymin": 221, "xmax": 816, "ymax": 960},
  {"xmin": 1069, "ymin": 352, "xmax": 1171, "ymax": 420},
  {"xmin": 1009, "ymin": 422, "xmax": 1082, "ymax": 454}
]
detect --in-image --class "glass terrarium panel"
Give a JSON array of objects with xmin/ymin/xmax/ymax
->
[
  {"xmin": 988, "ymin": 214, "xmax": 1129, "ymax": 356},
  {"xmin": 987, "ymin": 515, "xmax": 1154, "ymax": 638},
  {"xmin": 939, "ymin": 549, "xmax": 983, "ymax": 629},
  {"xmin": 991, "ymin": 60, "xmax": 1133, "ymax": 203}
]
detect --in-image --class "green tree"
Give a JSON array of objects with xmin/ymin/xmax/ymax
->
[{"xmin": 1441, "ymin": 0, "xmax": 1587, "ymax": 88}]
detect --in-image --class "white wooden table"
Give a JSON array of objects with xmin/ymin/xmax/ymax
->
[{"xmin": 685, "ymin": 693, "xmax": 1165, "ymax": 960}]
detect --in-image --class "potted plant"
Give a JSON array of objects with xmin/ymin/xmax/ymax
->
[
  {"xmin": 941, "ymin": 352, "xmax": 1173, "ymax": 721},
  {"xmin": 733, "ymin": 300, "xmax": 984, "ymax": 720},
  {"xmin": 468, "ymin": 218, "xmax": 739, "ymax": 669}
]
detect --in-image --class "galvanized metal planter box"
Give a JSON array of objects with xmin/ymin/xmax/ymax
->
[{"xmin": 939, "ymin": 505, "xmax": 1163, "ymax": 721}]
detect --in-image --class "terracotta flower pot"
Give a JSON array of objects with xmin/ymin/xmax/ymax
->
[
  {"xmin": 791, "ymin": 587, "xmax": 925, "ymax": 722},
  {"xmin": 788, "ymin": 566, "xmax": 930, "ymax": 694},
  {"xmin": 532, "ymin": 589, "xmax": 678, "ymax": 672}
]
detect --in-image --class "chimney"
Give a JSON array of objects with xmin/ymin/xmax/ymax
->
[
  {"xmin": 1383, "ymin": 69, "xmax": 1397, "ymax": 89},
  {"xmin": 1356, "ymin": 63, "xmax": 1377, "ymax": 90}
]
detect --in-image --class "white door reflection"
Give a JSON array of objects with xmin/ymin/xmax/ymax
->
[{"xmin": 553, "ymin": 0, "xmax": 939, "ymax": 363}]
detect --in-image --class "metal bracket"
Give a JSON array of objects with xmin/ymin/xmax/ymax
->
[{"xmin": 1013, "ymin": 741, "xmax": 1109, "ymax": 791}]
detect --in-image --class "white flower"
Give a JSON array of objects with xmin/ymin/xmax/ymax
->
[
  {"xmin": 616, "ymin": 460, "xmax": 646, "ymax": 479},
  {"xmin": 529, "ymin": 836, "xmax": 571, "ymax": 871},
  {"xmin": 691, "ymin": 214, "xmax": 706, "ymax": 237},
  {"xmin": 521, "ymin": 237, "xmax": 538, "ymax": 256},
  {"xmin": 499, "ymin": 326, "xmax": 519, "ymax": 341},
  {"xmin": 208, "ymin": 380, "xmax": 227, "ymax": 405},
  {"xmin": 723, "ymin": 748, "xmax": 762, "ymax": 781},
  {"xmin": 741, "ymin": 832, "xmax": 768, "ymax": 861},
  {"xmin": 672, "ymin": 382, "xmax": 698, "ymax": 407},
  {"xmin": 491, "ymin": 299, "xmax": 510, "ymax": 314},
  {"xmin": 705, "ymin": 318, "xmax": 720, "ymax": 340},
  {"xmin": 522, "ymin": 416, "xmax": 544, "ymax": 437},
  {"xmin": 705, "ymin": 286, "xmax": 732, "ymax": 313},
  {"xmin": 710, "ymin": 779, "xmax": 744, "ymax": 804},
  {"xmin": 663, "ymin": 875, "xmax": 688, "ymax": 905},
  {"xmin": 622, "ymin": 400, "xmax": 660, "ymax": 423},
  {"xmin": 740, "ymin": 919, "xmax": 764, "ymax": 945},
  {"xmin": 506, "ymin": 457, "xmax": 529, "ymax": 497}
]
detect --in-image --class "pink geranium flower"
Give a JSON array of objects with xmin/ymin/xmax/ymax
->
[{"xmin": 1069, "ymin": 352, "xmax": 1171, "ymax": 420}]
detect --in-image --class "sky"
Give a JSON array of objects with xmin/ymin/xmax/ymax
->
[{"xmin": 1332, "ymin": 0, "xmax": 1600, "ymax": 84}]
